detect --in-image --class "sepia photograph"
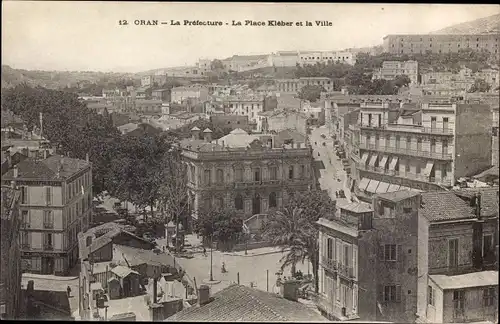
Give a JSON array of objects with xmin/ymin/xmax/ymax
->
[{"xmin": 1, "ymin": 2, "xmax": 499, "ymax": 322}]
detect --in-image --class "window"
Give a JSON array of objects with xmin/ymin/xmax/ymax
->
[
  {"xmin": 269, "ymin": 166, "xmax": 278, "ymax": 180},
  {"xmin": 428, "ymin": 286, "xmax": 435, "ymax": 306},
  {"xmin": 448, "ymin": 238, "xmax": 459, "ymax": 268},
  {"xmin": 417, "ymin": 138, "xmax": 422, "ymax": 151},
  {"xmin": 21, "ymin": 210, "xmax": 29, "ymax": 228},
  {"xmin": 430, "ymin": 139, "xmax": 436, "ymax": 153},
  {"xmin": 253, "ymin": 168, "xmax": 261, "ymax": 182},
  {"xmin": 386, "ymin": 135, "xmax": 391, "ymax": 147},
  {"xmin": 216, "ymin": 197, "xmax": 224, "ymax": 209},
  {"xmin": 384, "ymin": 285, "xmax": 401, "ymax": 302},
  {"xmin": 203, "ymin": 197, "xmax": 212, "ymax": 211},
  {"xmin": 453, "ymin": 290, "xmax": 465, "ymax": 310},
  {"xmin": 378, "ymin": 200, "xmax": 395, "ymax": 218},
  {"xmin": 235, "ymin": 194, "xmax": 243, "ymax": 210},
  {"xmin": 327, "ymin": 238, "xmax": 333, "ymax": 259},
  {"xmin": 483, "ymin": 234, "xmax": 493, "ymax": 257},
  {"xmin": 288, "ymin": 166, "xmax": 294, "ymax": 180},
  {"xmin": 20, "ymin": 232, "xmax": 29, "ymax": 248},
  {"xmin": 383, "ymin": 244, "xmax": 398, "ymax": 261},
  {"xmin": 21, "ymin": 186, "xmax": 28, "ymax": 204},
  {"xmin": 43, "ymin": 210, "xmax": 54, "ymax": 229},
  {"xmin": 216, "ymin": 169, "xmax": 224, "ymax": 183},
  {"xmin": 86, "ymin": 236, "xmax": 92, "ymax": 247},
  {"xmin": 269, "ymin": 192, "xmax": 277, "ymax": 208},
  {"xmin": 483, "ymin": 287, "xmax": 496, "ymax": 307},
  {"xmin": 204, "ymin": 170, "xmax": 211, "ymax": 185},
  {"xmin": 234, "ymin": 167, "xmax": 243, "ymax": 182},
  {"xmin": 44, "ymin": 233, "xmax": 53, "ymax": 249},
  {"xmin": 299, "ymin": 165, "xmax": 305, "ymax": 178}
]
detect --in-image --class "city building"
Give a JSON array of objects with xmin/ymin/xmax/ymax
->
[
  {"xmin": 152, "ymin": 89, "xmax": 171, "ymax": 102},
  {"xmin": 258, "ymin": 110, "xmax": 308, "ymax": 135},
  {"xmin": 166, "ymin": 283, "xmax": 328, "ymax": 322},
  {"xmin": 317, "ymin": 188, "xmax": 499, "ymax": 323},
  {"xmin": 221, "ymin": 54, "xmax": 270, "ymax": 72},
  {"xmin": 492, "ymin": 103, "xmax": 499, "ymax": 167},
  {"xmin": 141, "ymin": 75, "xmax": 154, "ymax": 87},
  {"xmin": 301, "ymin": 100, "xmax": 325, "ymax": 125},
  {"xmin": 299, "ymin": 51, "xmax": 356, "ymax": 66},
  {"xmin": 372, "ymin": 61, "xmax": 419, "ymax": 85},
  {"xmin": 0, "ymin": 186, "xmax": 22, "ymax": 319},
  {"xmin": 171, "ymin": 85, "xmax": 209, "ymax": 104},
  {"xmin": 180, "ymin": 127, "xmax": 313, "ymax": 222},
  {"xmin": 382, "ymin": 34, "xmax": 499, "ymax": 55},
  {"xmin": 133, "ymin": 99, "xmax": 163, "ymax": 115},
  {"xmin": 196, "ymin": 59, "xmax": 212, "ymax": 75},
  {"xmin": 351, "ymin": 99, "xmax": 492, "ymax": 201},
  {"xmin": 222, "ymin": 94, "xmax": 265, "ymax": 124},
  {"xmin": 276, "ymin": 77, "xmax": 337, "ymax": 94},
  {"xmin": 316, "ymin": 191, "xmax": 423, "ymax": 322},
  {"xmin": 267, "ymin": 51, "xmax": 300, "ymax": 67},
  {"xmin": 1, "ymin": 155, "xmax": 93, "ymax": 275},
  {"xmin": 209, "ymin": 115, "xmax": 251, "ymax": 132}
]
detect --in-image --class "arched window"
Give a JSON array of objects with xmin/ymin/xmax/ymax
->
[
  {"xmin": 269, "ymin": 192, "xmax": 277, "ymax": 208},
  {"xmin": 86, "ymin": 236, "xmax": 92, "ymax": 247},
  {"xmin": 217, "ymin": 169, "xmax": 224, "ymax": 183},
  {"xmin": 235, "ymin": 194, "xmax": 244, "ymax": 210}
]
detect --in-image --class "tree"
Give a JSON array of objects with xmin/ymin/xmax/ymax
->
[
  {"xmin": 468, "ymin": 78, "xmax": 491, "ymax": 93},
  {"xmin": 298, "ymin": 85, "xmax": 325, "ymax": 102},
  {"xmin": 211, "ymin": 59, "xmax": 225, "ymax": 71},
  {"xmin": 194, "ymin": 206, "xmax": 243, "ymax": 251},
  {"xmin": 262, "ymin": 189, "xmax": 336, "ymax": 293},
  {"xmin": 394, "ymin": 74, "xmax": 411, "ymax": 88}
]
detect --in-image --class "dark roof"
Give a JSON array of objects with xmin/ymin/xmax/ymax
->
[
  {"xmin": 2, "ymin": 155, "xmax": 90, "ymax": 181},
  {"xmin": 420, "ymin": 191, "xmax": 476, "ymax": 222},
  {"xmin": 452, "ymin": 188, "xmax": 499, "ymax": 217},
  {"xmin": 377, "ymin": 190, "xmax": 421, "ymax": 203},
  {"xmin": 166, "ymin": 284, "xmax": 327, "ymax": 322}
]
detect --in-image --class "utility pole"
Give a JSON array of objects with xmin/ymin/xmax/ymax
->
[{"xmin": 209, "ymin": 233, "xmax": 214, "ymax": 281}]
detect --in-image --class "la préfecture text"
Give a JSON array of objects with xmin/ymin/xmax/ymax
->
[{"xmin": 118, "ymin": 19, "xmax": 334, "ymax": 27}]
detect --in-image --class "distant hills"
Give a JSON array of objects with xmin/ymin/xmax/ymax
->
[{"xmin": 431, "ymin": 13, "xmax": 500, "ymax": 35}]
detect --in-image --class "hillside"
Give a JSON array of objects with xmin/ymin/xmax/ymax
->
[
  {"xmin": 431, "ymin": 13, "xmax": 500, "ymax": 35},
  {"xmin": 1, "ymin": 65, "xmax": 136, "ymax": 90}
]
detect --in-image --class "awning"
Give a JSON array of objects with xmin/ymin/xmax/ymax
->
[
  {"xmin": 422, "ymin": 161, "xmax": 435, "ymax": 177},
  {"xmin": 389, "ymin": 157, "xmax": 399, "ymax": 170},
  {"xmin": 378, "ymin": 155, "xmax": 389, "ymax": 169},
  {"xmin": 400, "ymin": 186, "xmax": 410, "ymax": 191},
  {"xmin": 361, "ymin": 152, "xmax": 369, "ymax": 164},
  {"xmin": 358, "ymin": 178, "xmax": 370, "ymax": 191},
  {"xmin": 387, "ymin": 184, "xmax": 401, "ymax": 192},
  {"xmin": 410, "ymin": 188, "xmax": 423, "ymax": 192},
  {"xmin": 368, "ymin": 154, "xmax": 378, "ymax": 167},
  {"xmin": 366, "ymin": 180, "xmax": 380, "ymax": 193},
  {"xmin": 376, "ymin": 181, "xmax": 390, "ymax": 193}
]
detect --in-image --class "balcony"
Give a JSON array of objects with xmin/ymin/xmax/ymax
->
[
  {"xmin": 234, "ymin": 180, "xmax": 283, "ymax": 189},
  {"xmin": 43, "ymin": 223, "xmax": 54, "ymax": 229},
  {"xmin": 338, "ymin": 263, "xmax": 355, "ymax": 280},
  {"xmin": 360, "ymin": 123, "xmax": 454, "ymax": 136},
  {"xmin": 44, "ymin": 244, "xmax": 54, "ymax": 251},
  {"xmin": 320, "ymin": 258, "xmax": 338, "ymax": 273},
  {"xmin": 359, "ymin": 143, "xmax": 453, "ymax": 160}
]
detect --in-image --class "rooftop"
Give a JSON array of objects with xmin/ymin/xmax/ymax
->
[
  {"xmin": 377, "ymin": 190, "xmax": 421, "ymax": 203},
  {"xmin": 338, "ymin": 201, "xmax": 373, "ymax": 213},
  {"xmin": 2, "ymin": 155, "xmax": 90, "ymax": 181},
  {"xmin": 420, "ymin": 191, "xmax": 476, "ymax": 222},
  {"xmin": 214, "ymin": 129, "xmax": 260, "ymax": 148},
  {"xmin": 166, "ymin": 284, "xmax": 327, "ymax": 322},
  {"xmin": 430, "ymin": 271, "xmax": 498, "ymax": 290},
  {"xmin": 113, "ymin": 244, "xmax": 175, "ymax": 268}
]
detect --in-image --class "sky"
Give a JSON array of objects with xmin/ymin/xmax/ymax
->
[{"xmin": 2, "ymin": 2, "xmax": 499, "ymax": 73}]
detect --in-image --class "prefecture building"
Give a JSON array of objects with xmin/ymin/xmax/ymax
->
[{"xmin": 2, "ymin": 154, "xmax": 93, "ymax": 275}]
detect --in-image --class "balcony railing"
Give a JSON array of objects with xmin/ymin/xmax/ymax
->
[
  {"xmin": 43, "ymin": 223, "xmax": 54, "ymax": 229},
  {"xmin": 320, "ymin": 258, "xmax": 338, "ymax": 273},
  {"xmin": 357, "ymin": 164, "xmax": 453, "ymax": 186},
  {"xmin": 360, "ymin": 123, "xmax": 453, "ymax": 135},
  {"xmin": 359, "ymin": 143, "xmax": 453, "ymax": 160},
  {"xmin": 338, "ymin": 263, "xmax": 355, "ymax": 279},
  {"xmin": 44, "ymin": 244, "xmax": 54, "ymax": 251},
  {"xmin": 234, "ymin": 179, "xmax": 283, "ymax": 189}
]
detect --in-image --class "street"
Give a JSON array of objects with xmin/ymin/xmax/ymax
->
[{"xmin": 309, "ymin": 125, "xmax": 354, "ymax": 204}]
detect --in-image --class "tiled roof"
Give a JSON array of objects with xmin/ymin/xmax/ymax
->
[
  {"xmin": 338, "ymin": 201, "xmax": 373, "ymax": 213},
  {"xmin": 377, "ymin": 190, "xmax": 421, "ymax": 203},
  {"xmin": 113, "ymin": 244, "xmax": 174, "ymax": 268},
  {"xmin": 420, "ymin": 191, "xmax": 475, "ymax": 222},
  {"xmin": 2, "ymin": 155, "xmax": 90, "ymax": 181},
  {"xmin": 110, "ymin": 265, "xmax": 139, "ymax": 278},
  {"xmin": 452, "ymin": 188, "xmax": 499, "ymax": 217},
  {"xmin": 166, "ymin": 284, "xmax": 327, "ymax": 322}
]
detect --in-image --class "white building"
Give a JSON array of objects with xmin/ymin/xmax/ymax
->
[
  {"xmin": 299, "ymin": 51, "xmax": 356, "ymax": 66},
  {"xmin": 171, "ymin": 85, "xmax": 209, "ymax": 104},
  {"xmin": 372, "ymin": 61, "xmax": 419, "ymax": 85},
  {"xmin": 267, "ymin": 51, "xmax": 300, "ymax": 67}
]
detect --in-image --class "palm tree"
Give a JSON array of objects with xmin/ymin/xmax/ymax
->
[{"xmin": 263, "ymin": 189, "xmax": 336, "ymax": 293}]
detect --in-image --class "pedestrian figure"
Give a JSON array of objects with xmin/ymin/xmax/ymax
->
[
  {"xmin": 221, "ymin": 262, "xmax": 227, "ymax": 273},
  {"xmin": 67, "ymin": 285, "xmax": 71, "ymax": 297},
  {"xmin": 203, "ymin": 247, "xmax": 207, "ymax": 257}
]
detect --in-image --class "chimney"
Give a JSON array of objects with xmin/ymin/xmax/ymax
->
[
  {"xmin": 280, "ymin": 279, "xmax": 300, "ymax": 302},
  {"xmin": 197, "ymin": 285, "xmax": 211, "ymax": 305},
  {"xmin": 475, "ymin": 192, "xmax": 482, "ymax": 219},
  {"xmin": 191, "ymin": 127, "xmax": 201, "ymax": 140},
  {"xmin": 13, "ymin": 164, "xmax": 18, "ymax": 178},
  {"xmin": 203, "ymin": 128, "xmax": 213, "ymax": 142}
]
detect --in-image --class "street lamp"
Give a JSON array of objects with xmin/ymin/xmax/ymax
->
[{"xmin": 209, "ymin": 233, "xmax": 214, "ymax": 282}]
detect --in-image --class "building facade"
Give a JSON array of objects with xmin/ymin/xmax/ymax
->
[
  {"xmin": 382, "ymin": 34, "xmax": 499, "ymax": 55},
  {"xmin": 133, "ymin": 99, "xmax": 163, "ymax": 115},
  {"xmin": 223, "ymin": 95, "xmax": 265, "ymax": 124},
  {"xmin": 267, "ymin": 51, "xmax": 300, "ymax": 67},
  {"xmin": 171, "ymin": 85, "xmax": 209, "ymax": 104},
  {"xmin": 258, "ymin": 110, "xmax": 308, "ymax": 135},
  {"xmin": 317, "ymin": 191, "xmax": 423, "ymax": 322},
  {"xmin": 372, "ymin": 61, "xmax": 419, "ymax": 85},
  {"xmin": 351, "ymin": 100, "xmax": 492, "ymax": 200},
  {"xmin": 2, "ymin": 155, "xmax": 93, "ymax": 275},
  {"xmin": 276, "ymin": 77, "xmax": 336, "ymax": 94},
  {"xmin": 299, "ymin": 51, "xmax": 356, "ymax": 66},
  {"xmin": 0, "ymin": 186, "xmax": 22, "ymax": 319},
  {"xmin": 181, "ymin": 128, "xmax": 313, "ymax": 220}
]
